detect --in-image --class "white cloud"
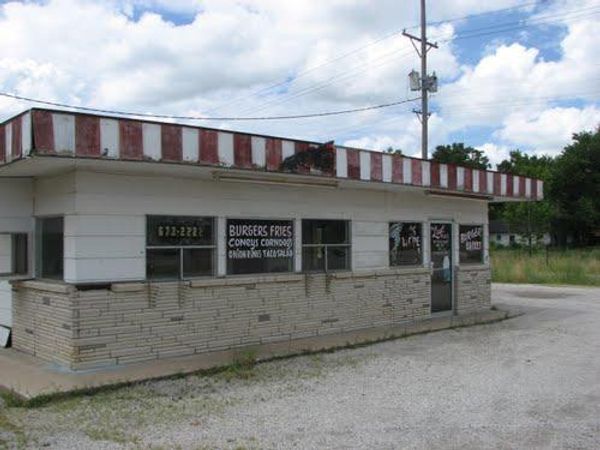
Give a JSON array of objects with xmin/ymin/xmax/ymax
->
[
  {"xmin": 496, "ymin": 106, "xmax": 600, "ymax": 155},
  {"xmin": 426, "ymin": 2, "xmax": 600, "ymax": 160},
  {"xmin": 0, "ymin": 0, "xmax": 597, "ymax": 162},
  {"xmin": 342, "ymin": 112, "xmax": 451, "ymax": 158},
  {"xmin": 475, "ymin": 142, "xmax": 512, "ymax": 168}
]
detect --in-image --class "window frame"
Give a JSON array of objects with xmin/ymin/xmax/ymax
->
[
  {"xmin": 0, "ymin": 232, "xmax": 29, "ymax": 278},
  {"xmin": 301, "ymin": 219, "xmax": 351, "ymax": 273},
  {"xmin": 388, "ymin": 221, "xmax": 423, "ymax": 267},
  {"xmin": 146, "ymin": 215, "xmax": 217, "ymax": 281},
  {"xmin": 458, "ymin": 223, "xmax": 484, "ymax": 265}
]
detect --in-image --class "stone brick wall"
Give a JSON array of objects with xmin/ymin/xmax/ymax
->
[
  {"xmin": 12, "ymin": 266, "xmax": 491, "ymax": 370},
  {"xmin": 11, "ymin": 281, "xmax": 76, "ymax": 366},
  {"xmin": 12, "ymin": 267, "xmax": 432, "ymax": 370},
  {"xmin": 455, "ymin": 265, "xmax": 492, "ymax": 313}
]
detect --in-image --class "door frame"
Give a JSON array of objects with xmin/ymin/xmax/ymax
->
[{"xmin": 428, "ymin": 220, "xmax": 455, "ymax": 314}]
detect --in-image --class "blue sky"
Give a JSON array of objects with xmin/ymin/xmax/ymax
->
[{"xmin": 0, "ymin": 0, "xmax": 599, "ymax": 166}]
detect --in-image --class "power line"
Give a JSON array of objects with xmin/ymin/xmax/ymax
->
[
  {"xmin": 0, "ymin": 91, "xmax": 420, "ymax": 121},
  {"xmin": 207, "ymin": 1, "xmax": 544, "ymax": 115},
  {"xmin": 434, "ymin": 5, "xmax": 600, "ymax": 43},
  {"xmin": 326, "ymin": 87, "xmax": 600, "ymax": 138},
  {"xmin": 233, "ymin": 5, "xmax": 600, "ymax": 117},
  {"xmin": 2, "ymin": 5, "xmax": 596, "ymax": 125},
  {"xmin": 205, "ymin": 29, "xmax": 406, "ymax": 115},
  {"xmin": 406, "ymin": 1, "xmax": 540, "ymax": 30},
  {"xmin": 237, "ymin": 47, "xmax": 415, "ymax": 116}
]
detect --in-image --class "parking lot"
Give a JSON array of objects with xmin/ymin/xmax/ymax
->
[{"xmin": 1, "ymin": 283, "xmax": 599, "ymax": 449}]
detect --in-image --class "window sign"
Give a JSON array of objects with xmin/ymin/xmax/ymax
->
[
  {"xmin": 389, "ymin": 222, "xmax": 422, "ymax": 266},
  {"xmin": 431, "ymin": 224, "xmax": 451, "ymax": 252},
  {"xmin": 146, "ymin": 216, "xmax": 215, "ymax": 280},
  {"xmin": 147, "ymin": 216, "xmax": 214, "ymax": 247},
  {"xmin": 227, "ymin": 219, "xmax": 294, "ymax": 275},
  {"xmin": 459, "ymin": 224, "xmax": 484, "ymax": 264}
]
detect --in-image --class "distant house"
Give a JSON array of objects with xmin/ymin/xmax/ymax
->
[{"xmin": 489, "ymin": 220, "xmax": 551, "ymax": 247}]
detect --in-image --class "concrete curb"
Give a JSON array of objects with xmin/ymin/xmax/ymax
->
[{"xmin": 0, "ymin": 307, "xmax": 519, "ymax": 403}]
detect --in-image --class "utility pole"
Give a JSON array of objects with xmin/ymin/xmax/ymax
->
[{"xmin": 404, "ymin": 0, "xmax": 438, "ymax": 160}]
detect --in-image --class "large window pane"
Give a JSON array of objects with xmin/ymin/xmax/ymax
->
[
  {"xmin": 389, "ymin": 222, "xmax": 422, "ymax": 266},
  {"xmin": 459, "ymin": 225, "xmax": 484, "ymax": 264},
  {"xmin": 12, "ymin": 234, "xmax": 28, "ymax": 275},
  {"xmin": 147, "ymin": 248, "xmax": 180, "ymax": 280},
  {"xmin": 0, "ymin": 233, "xmax": 28, "ymax": 276},
  {"xmin": 326, "ymin": 246, "xmax": 350, "ymax": 271},
  {"xmin": 302, "ymin": 219, "xmax": 350, "ymax": 272},
  {"xmin": 146, "ymin": 215, "xmax": 216, "ymax": 281},
  {"xmin": 39, "ymin": 217, "xmax": 63, "ymax": 280},
  {"xmin": 302, "ymin": 220, "xmax": 349, "ymax": 245},
  {"xmin": 227, "ymin": 219, "xmax": 294, "ymax": 275},
  {"xmin": 302, "ymin": 246, "xmax": 325, "ymax": 272},
  {"xmin": 183, "ymin": 248, "xmax": 214, "ymax": 278}
]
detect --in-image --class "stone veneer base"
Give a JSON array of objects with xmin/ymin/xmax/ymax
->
[{"xmin": 11, "ymin": 266, "xmax": 491, "ymax": 370}]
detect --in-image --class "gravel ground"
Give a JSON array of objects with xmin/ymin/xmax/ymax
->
[{"xmin": 1, "ymin": 283, "xmax": 600, "ymax": 449}]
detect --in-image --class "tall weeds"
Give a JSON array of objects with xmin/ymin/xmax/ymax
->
[{"xmin": 491, "ymin": 248, "xmax": 600, "ymax": 286}]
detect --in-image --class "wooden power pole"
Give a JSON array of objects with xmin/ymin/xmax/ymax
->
[{"xmin": 403, "ymin": 0, "xmax": 438, "ymax": 160}]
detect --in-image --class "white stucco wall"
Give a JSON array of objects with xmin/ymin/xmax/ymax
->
[
  {"xmin": 0, "ymin": 179, "xmax": 34, "ymax": 234},
  {"xmin": 33, "ymin": 172, "xmax": 77, "ymax": 217},
  {"xmin": 50, "ymin": 170, "xmax": 488, "ymax": 283}
]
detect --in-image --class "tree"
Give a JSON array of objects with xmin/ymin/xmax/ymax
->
[
  {"xmin": 494, "ymin": 150, "xmax": 555, "ymax": 251},
  {"xmin": 549, "ymin": 127, "xmax": 600, "ymax": 245},
  {"xmin": 385, "ymin": 147, "xmax": 403, "ymax": 155},
  {"xmin": 497, "ymin": 150, "xmax": 554, "ymax": 179},
  {"xmin": 432, "ymin": 143, "xmax": 490, "ymax": 170}
]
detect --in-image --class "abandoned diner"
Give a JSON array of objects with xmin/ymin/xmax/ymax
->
[{"xmin": 0, "ymin": 108, "xmax": 543, "ymax": 369}]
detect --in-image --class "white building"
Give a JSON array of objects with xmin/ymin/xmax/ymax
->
[
  {"xmin": 489, "ymin": 220, "xmax": 551, "ymax": 247},
  {"xmin": 0, "ymin": 108, "xmax": 543, "ymax": 369}
]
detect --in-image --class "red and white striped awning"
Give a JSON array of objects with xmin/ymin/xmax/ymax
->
[{"xmin": 0, "ymin": 108, "xmax": 543, "ymax": 201}]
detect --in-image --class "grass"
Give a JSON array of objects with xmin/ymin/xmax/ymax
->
[
  {"xmin": 84, "ymin": 427, "xmax": 140, "ymax": 445},
  {"xmin": 491, "ymin": 247, "xmax": 600, "ymax": 286},
  {"xmin": 0, "ymin": 411, "xmax": 27, "ymax": 448},
  {"xmin": 217, "ymin": 350, "xmax": 257, "ymax": 382}
]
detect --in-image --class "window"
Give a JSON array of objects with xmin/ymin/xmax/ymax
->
[
  {"xmin": 12, "ymin": 234, "xmax": 28, "ymax": 275},
  {"xmin": 389, "ymin": 222, "xmax": 422, "ymax": 266},
  {"xmin": 37, "ymin": 217, "xmax": 64, "ymax": 280},
  {"xmin": 0, "ymin": 233, "xmax": 28, "ymax": 276},
  {"xmin": 459, "ymin": 224, "xmax": 484, "ymax": 264},
  {"xmin": 146, "ymin": 216, "xmax": 215, "ymax": 280},
  {"xmin": 227, "ymin": 219, "xmax": 294, "ymax": 275},
  {"xmin": 302, "ymin": 220, "xmax": 350, "ymax": 272},
  {"xmin": 496, "ymin": 234, "xmax": 501, "ymax": 241}
]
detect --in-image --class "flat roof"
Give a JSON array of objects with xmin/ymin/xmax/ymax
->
[{"xmin": 0, "ymin": 108, "xmax": 543, "ymax": 202}]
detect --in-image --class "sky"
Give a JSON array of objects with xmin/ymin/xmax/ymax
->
[{"xmin": 0, "ymin": 0, "xmax": 599, "ymax": 167}]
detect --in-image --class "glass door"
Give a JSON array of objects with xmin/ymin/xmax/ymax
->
[{"xmin": 430, "ymin": 223, "xmax": 453, "ymax": 312}]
